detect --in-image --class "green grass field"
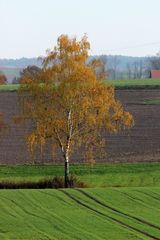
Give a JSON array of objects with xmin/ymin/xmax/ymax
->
[
  {"xmin": 105, "ymin": 78, "xmax": 160, "ymax": 89},
  {"xmin": 0, "ymin": 83, "xmax": 19, "ymax": 91},
  {"xmin": 1, "ymin": 187, "xmax": 160, "ymax": 239},
  {"xmin": 1, "ymin": 163, "xmax": 160, "ymax": 239},
  {"xmin": 143, "ymin": 99, "xmax": 160, "ymax": 105},
  {"xmin": 1, "ymin": 162, "xmax": 160, "ymax": 187},
  {"xmin": 1, "ymin": 78, "xmax": 160, "ymax": 91}
]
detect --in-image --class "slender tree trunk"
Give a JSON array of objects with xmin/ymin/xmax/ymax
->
[
  {"xmin": 64, "ymin": 109, "xmax": 72, "ymax": 188},
  {"xmin": 64, "ymin": 155, "xmax": 69, "ymax": 188}
]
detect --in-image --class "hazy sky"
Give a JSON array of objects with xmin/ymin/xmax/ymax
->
[{"xmin": 1, "ymin": 0, "xmax": 160, "ymax": 58}]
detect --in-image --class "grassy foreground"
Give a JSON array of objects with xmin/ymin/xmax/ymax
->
[
  {"xmin": 1, "ymin": 163, "xmax": 160, "ymax": 239},
  {"xmin": 1, "ymin": 187, "xmax": 160, "ymax": 239},
  {"xmin": 1, "ymin": 162, "xmax": 160, "ymax": 187}
]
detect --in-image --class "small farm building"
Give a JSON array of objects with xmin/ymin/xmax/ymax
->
[{"xmin": 151, "ymin": 70, "xmax": 160, "ymax": 79}]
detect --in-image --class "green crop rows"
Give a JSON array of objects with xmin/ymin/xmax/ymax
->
[{"xmin": 1, "ymin": 187, "xmax": 160, "ymax": 239}]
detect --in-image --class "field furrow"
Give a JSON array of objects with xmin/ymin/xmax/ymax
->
[{"xmin": 0, "ymin": 188, "xmax": 160, "ymax": 239}]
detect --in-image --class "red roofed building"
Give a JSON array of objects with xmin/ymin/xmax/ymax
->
[{"xmin": 151, "ymin": 70, "xmax": 160, "ymax": 79}]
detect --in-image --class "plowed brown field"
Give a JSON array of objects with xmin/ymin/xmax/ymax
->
[{"xmin": 0, "ymin": 89, "xmax": 160, "ymax": 164}]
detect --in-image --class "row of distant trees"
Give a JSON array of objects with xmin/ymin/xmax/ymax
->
[
  {"xmin": 11, "ymin": 53, "xmax": 160, "ymax": 83},
  {"xmin": 94, "ymin": 53, "xmax": 160, "ymax": 80},
  {"xmin": 1, "ymin": 52, "xmax": 160, "ymax": 84}
]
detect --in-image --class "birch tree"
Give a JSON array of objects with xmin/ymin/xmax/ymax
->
[{"xmin": 18, "ymin": 35, "xmax": 134, "ymax": 187}]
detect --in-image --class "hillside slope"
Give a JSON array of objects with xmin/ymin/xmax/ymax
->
[{"xmin": 1, "ymin": 187, "xmax": 160, "ymax": 240}]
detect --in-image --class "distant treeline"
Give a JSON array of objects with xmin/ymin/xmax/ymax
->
[
  {"xmin": 0, "ymin": 58, "xmax": 42, "ymax": 68},
  {"xmin": 1, "ymin": 54, "xmax": 160, "ymax": 82}
]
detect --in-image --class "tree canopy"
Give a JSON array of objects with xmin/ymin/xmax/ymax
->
[{"xmin": 17, "ymin": 34, "xmax": 134, "ymax": 187}]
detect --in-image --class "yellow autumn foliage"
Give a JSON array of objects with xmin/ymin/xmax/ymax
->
[{"xmin": 17, "ymin": 34, "xmax": 134, "ymax": 164}]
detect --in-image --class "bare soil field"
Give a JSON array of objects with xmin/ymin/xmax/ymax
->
[
  {"xmin": 107, "ymin": 89, "xmax": 160, "ymax": 163},
  {"xmin": 0, "ymin": 89, "xmax": 160, "ymax": 164}
]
